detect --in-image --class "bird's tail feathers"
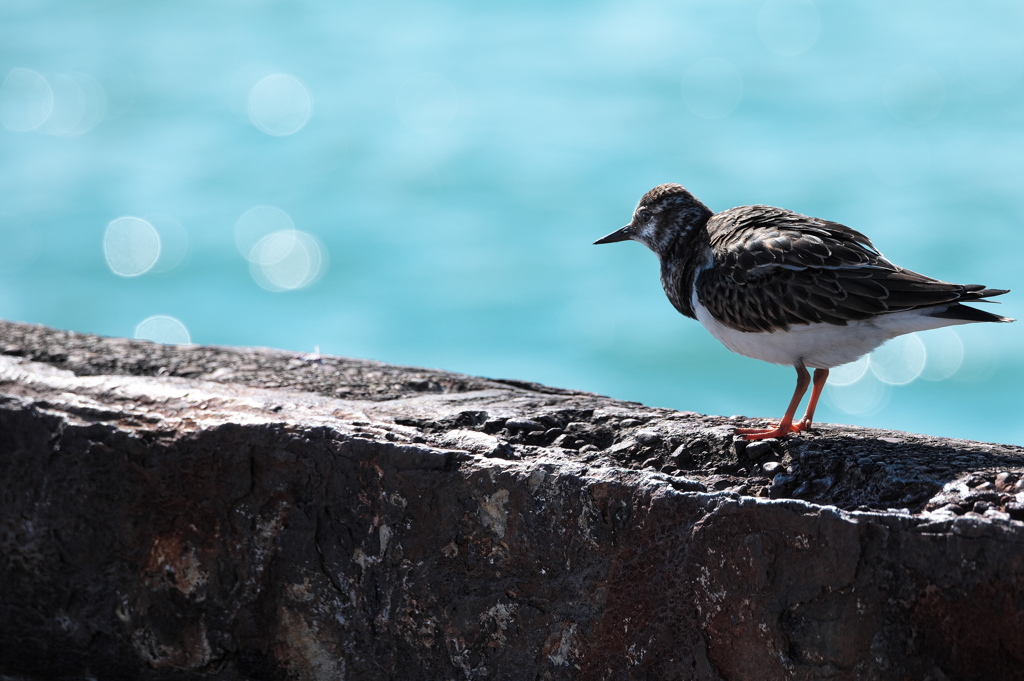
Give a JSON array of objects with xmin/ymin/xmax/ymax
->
[
  {"xmin": 960, "ymin": 286, "xmax": 1010, "ymax": 302},
  {"xmin": 930, "ymin": 302, "xmax": 1014, "ymax": 324}
]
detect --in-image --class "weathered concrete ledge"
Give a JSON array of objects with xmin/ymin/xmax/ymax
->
[{"xmin": 1, "ymin": 320, "xmax": 1023, "ymax": 680}]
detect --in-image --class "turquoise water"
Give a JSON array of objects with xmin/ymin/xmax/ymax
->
[{"xmin": 2, "ymin": 1, "xmax": 1022, "ymax": 444}]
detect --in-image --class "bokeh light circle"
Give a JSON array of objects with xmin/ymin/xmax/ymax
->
[
  {"xmin": 681, "ymin": 58, "xmax": 743, "ymax": 119},
  {"xmin": 883, "ymin": 64, "xmax": 945, "ymax": 124},
  {"xmin": 235, "ymin": 205, "xmax": 295, "ymax": 260},
  {"xmin": 0, "ymin": 68, "xmax": 53, "ymax": 132},
  {"xmin": 951, "ymin": 330, "xmax": 999, "ymax": 384},
  {"xmin": 249, "ymin": 230, "xmax": 326, "ymax": 292},
  {"xmin": 41, "ymin": 72, "xmax": 106, "ymax": 137},
  {"xmin": 135, "ymin": 315, "xmax": 191, "ymax": 345},
  {"xmin": 826, "ymin": 373, "xmax": 890, "ymax": 416},
  {"xmin": 919, "ymin": 328, "xmax": 964, "ymax": 381},
  {"xmin": 104, "ymin": 217, "xmax": 161, "ymax": 277},
  {"xmin": 757, "ymin": 0, "xmax": 821, "ymax": 57},
  {"xmin": 146, "ymin": 214, "xmax": 190, "ymax": 273},
  {"xmin": 828, "ymin": 354, "xmax": 870, "ymax": 387},
  {"xmin": 247, "ymin": 74, "xmax": 312, "ymax": 136},
  {"xmin": 869, "ymin": 334, "xmax": 927, "ymax": 385}
]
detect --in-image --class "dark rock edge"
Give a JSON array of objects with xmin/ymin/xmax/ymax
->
[{"xmin": 1, "ymin": 320, "xmax": 1023, "ymax": 681}]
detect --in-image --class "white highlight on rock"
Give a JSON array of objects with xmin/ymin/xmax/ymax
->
[
  {"xmin": 135, "ymin": 316, "xmax": 191, "ymax": 345},
  {"xmin": 104, "ymin": 217, "xmax": 161, "ymax": 277},
  {"xmin": 0, "ymin": 68, "xmax": 53, "ymax": 132},
  {"xmin": 884, "ymin": 64, "xmax": 945, "ymax": 124},
  {"xmin": 249, "ymin": 229, "xmax": 326, "ymax": 292},
  {"xmin": 757, "ymin": 0, "xmax": 821, "ymax": 57},
  {"xmin": 247, "ymin": 74, "xmax": 312, "ymax": 136},
  {"xmin": 682, "ymin": 58, "xmax": 743, "ymax": 120}
]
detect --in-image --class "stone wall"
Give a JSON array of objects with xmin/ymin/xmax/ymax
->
[{"xmin": 1, "ymin": 320, "xmax": 1023, "ymax": 680}]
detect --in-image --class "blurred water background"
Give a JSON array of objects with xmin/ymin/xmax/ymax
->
[{"xmin": 2, "ymin": 0, "xmax": 1022, "ymax": 444}]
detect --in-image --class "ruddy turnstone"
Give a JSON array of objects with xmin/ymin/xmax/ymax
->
[{"xmin": 595, "ymin": 183, "xmax": 1014, "ymax": 440}]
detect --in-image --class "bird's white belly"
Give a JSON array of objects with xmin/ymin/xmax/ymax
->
[{"xmin": 692, "ymin": 295, "xmax": 970, "ymax": 369}]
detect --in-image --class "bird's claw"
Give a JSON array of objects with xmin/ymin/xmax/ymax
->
[{"xmin": 735, "ymin": 420, "xmax": 814, "ymax": 440}]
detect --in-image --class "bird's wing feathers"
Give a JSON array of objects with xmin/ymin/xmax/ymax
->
[{"xmin": 696, "ymin": 206, "xmax": 997, "ymax": 332}]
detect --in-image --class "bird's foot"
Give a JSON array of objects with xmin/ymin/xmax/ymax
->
[
  {"xmin": 735, "ymin": 421, "xmax": 810, "ymax": 440},
  {"xmin": 795, "ymin": 418, "xmax": 816, "ymax": 433},
  {"xmin": 735, "ymin": 425, "xmax": 794, "ymax": 440}
]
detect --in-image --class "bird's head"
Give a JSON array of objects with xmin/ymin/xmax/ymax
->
[{"xmin": 594, "ymin": 183, "xmax": 713, "ymax": 257}]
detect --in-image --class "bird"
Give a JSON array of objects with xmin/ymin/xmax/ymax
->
[{"xmin": 594, "ymin": 183, "xmax": 1013, "ymax": 440}]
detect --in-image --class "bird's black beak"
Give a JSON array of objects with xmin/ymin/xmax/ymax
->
[{"xmin": 594, "ymin": 224, "xmax": 633, "ymax": 245}]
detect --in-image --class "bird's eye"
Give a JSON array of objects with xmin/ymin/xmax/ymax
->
[{"xmin": 635, "ymin": 208, "xmax": 652, "ymax": 223}]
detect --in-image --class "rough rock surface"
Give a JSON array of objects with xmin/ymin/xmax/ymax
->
[{"xmin": 1, "ymin": 319, "xmax": 1023, "ymax": 681}]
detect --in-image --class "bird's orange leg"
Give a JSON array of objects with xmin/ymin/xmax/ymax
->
[
  {"xmin": 794, "ymin": 368, "xmax": 829, "ymax": 432},
  {"xmin": 735, "ymin": 366, "xmax": 811, "ymax": 440}
]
